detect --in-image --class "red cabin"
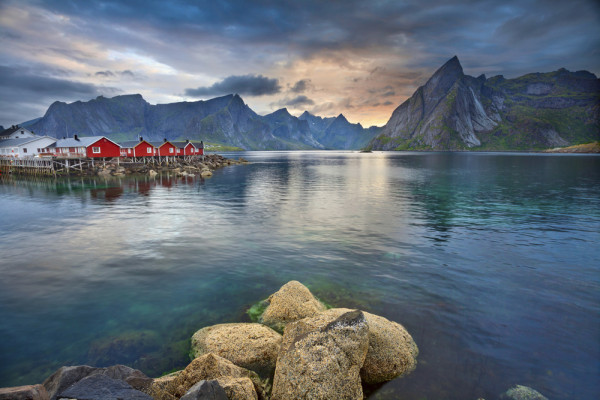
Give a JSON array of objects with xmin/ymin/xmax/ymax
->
[
  {"xmin": 51, "ymin": 135, "xmax": 121, "ymax": 158},
  {"xmin": 172, "ymin": 140, "xmax": 201, "ymax": 156},
  {"xmin": 151, "ymin": 140, "xmax": 178, "ymax": 157},
  {"xmin": 120, "ymin": 139, "xmax": 156, "ymax": 158}
]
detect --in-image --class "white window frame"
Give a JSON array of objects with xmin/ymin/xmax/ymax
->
[
  {"xmin": 147, "ymin": 147, "xmax": 152, "ymax": 154},
  {"xmin": 169, "ymin": 148, "xmax": 174, "ymax": 153},
  {"xmin": 92, "ymin": 147, "xmax": 101, "ymax": 154}
]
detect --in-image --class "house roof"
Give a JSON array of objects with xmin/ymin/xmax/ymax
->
[
  {"xmin": 0, "ymin": 136, "xmax": 56, "ymax": 148},
  {"xmin": 54, "ymin": 136, "xmax": 120, "ymax": 148},
  {"xmin": 171, "ymin": 141, "xmax": 196, "ymax": 149},
  {"xmin": 119, "ymin": 140, "xmax": 154, "ymax": 148},
  {"xmin": 0, "ymin": 126, "xmax": 20, "ymax": 136},
  {"xmin": 149, "ymin": 141, "xmax": 175, "ymax": 148}
]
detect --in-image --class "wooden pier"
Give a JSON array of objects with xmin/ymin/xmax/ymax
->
[{"xmin": 0, "ymin": 157, "xmax": 56, "ymax": 176}]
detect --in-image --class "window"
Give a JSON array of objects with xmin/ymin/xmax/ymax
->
[
  {"xmin": 128, "ymin": 149, "xmax": 131, "ymax": 153},
  {"xmin": 169, "ymin": 148, "xmax": 174, "ymax": 153},
  {"xmin": 23, "ymin": 148, "xmax": 27, "ymax": 153},
  {"xmin": 92, "ymin": 147, "xmax": 101, "ymax": 154},
  {"xmin": 147, "ymin": 147, "xmax": 152, "ymax": 154}
]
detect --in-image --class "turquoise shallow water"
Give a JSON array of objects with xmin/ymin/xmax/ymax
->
[{"xmin": 0, "ymin": 151, "xmax": 599, "ymax": 399}]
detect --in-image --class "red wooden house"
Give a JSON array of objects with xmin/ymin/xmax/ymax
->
[
  {"xmin": 172, "ymin": 140, "xmax": 203, "ymax": 156},
  {"xmin": 50, "ymin": 135, "xmax": 121, "ymax": 158},
  {"xmin": 150, "ymin": 139, "xmax": 178, "ymax": 157},
  {"xmin": 119, "ymin": 138, "xmax": 156, "ymax": 158}
]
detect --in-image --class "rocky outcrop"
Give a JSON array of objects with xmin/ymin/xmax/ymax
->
[
  {"xmin": 0, "ymin": 384, "xmax": 49, "ymax": 400},
  {"xmin": 179, "ymin": 380, "xmax": 228, "ymax": 400},
  {"xmin": 500, "ymin": 385, "xmax": 549, "ymax": 400},
  {"xmin": 259, "ymin": 280, "xmax": 327, "ymax": 332},
  {"xmin": 191, "ymin": 323, "xmax": 282, "ymax": 377},
  {"xmin": 147, "ymin": 353, "xmax": 265, "ymax": 400},
  {"xmin": 271, "ymin": 309, "xmax": 369, "ymax": 400},
  {"xmin": 370, "ymin": 56, "xmax": 600, "ymax": 151}
]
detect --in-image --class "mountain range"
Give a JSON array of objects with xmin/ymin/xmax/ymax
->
[
  {"xmin": 25, "ymin": 93, "xmax": 379, "ymax": 150},
  {"xmin": 368, "ymin": 56, "xmax": 599, "ymax": 150},
  {"xmin": 22, "ymin": 56, "xmax": 599, "ymax": 151}
]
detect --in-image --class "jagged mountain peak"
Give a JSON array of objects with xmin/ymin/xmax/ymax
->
[
  {"xmin": 369, "ymin": 57, "xmax": 599, "ymax": 151},
  {"xmin": 335, "ymin": 113, "xmax": 348, "ymax": 122}
]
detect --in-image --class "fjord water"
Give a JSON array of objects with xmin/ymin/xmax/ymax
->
[{"xmin": 0, "ymin": 151, "xmax": 598, "ymax": 399}]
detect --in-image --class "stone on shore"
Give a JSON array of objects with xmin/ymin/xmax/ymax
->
[
  {"xmin": 308, "ymin": 307, "xmax": 418, "ymax": 384},
  {"xmin": 42, "ymin": 365, "xmax": 152, "ymax": 400},
  {"xmin": 260, "ymin": 280, "xmax": 327, "ymax": 332},
  {"xmin": 58, "ymin": 374, "xmax": 151, "ymax": 400},
  {"xmin": 148, "ymin": 353, "xmax": 264, "ymax": 400},
  {"xmin": 217, "ymin": 377, "xmax": 257, "ymax": 400},
  {"xmin": 500, "ymin": 385, "xmax": 549, "ymax": 400},
  {"xmin": 0, "ymin": 384, "xmax": 49, "ymax": 400},
  {"xmin": 271, "ymin": 309, "xmax": 369, "ymax": 400},
  {"xmin": 179, "ymin": 380, "xmax": 228, "ymax": 400},
  {"xmin": 43, "ymin": 366, "xmax": 98, "ymax": 400},
  {"xmin": 191, "ymin": 323, "xmax": 281, "ymax": 377}
]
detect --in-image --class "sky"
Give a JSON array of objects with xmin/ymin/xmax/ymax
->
[{"xmin": 0, "ymin": 0, "xmax": 599, "ymax": 129}]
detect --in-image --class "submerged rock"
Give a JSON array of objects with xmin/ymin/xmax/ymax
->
[
  {"xmin": 260, "ymin": 280, "xmax": 327, "ymax": 332},
  {"xmin": 0, "ymin": 384, "xmax": 49, "ymax": 400},
  {"xmin": 191, "ymin": 323, "xmax": 281, "ymax": 377},
  {"xmin": 271, "ymin": 309, "xmax": 369, "ymax": 400},
  {"xmin": 500, "ymin": 385, "xmax": 549, "ymax": 400}
]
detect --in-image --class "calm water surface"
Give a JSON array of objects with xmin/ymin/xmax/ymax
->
[{"xmin": 0, "ymin": 151, "xmax": 598, "ymax": 399}]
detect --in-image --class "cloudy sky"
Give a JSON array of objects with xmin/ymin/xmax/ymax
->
[{"xmin": 1, "ymin": 0, "xmax": 599, "ymax": 129}]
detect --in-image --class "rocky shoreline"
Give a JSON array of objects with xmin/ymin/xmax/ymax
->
[
  {"xmin": 86, "ymin": 154, "xmax": 249, "ymax": 178},
  {"xmin": 0, "ymin": 281, "xmax": 549, "ymax": 400}
]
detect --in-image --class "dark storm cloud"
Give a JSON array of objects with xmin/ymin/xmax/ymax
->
[
  {"xmin": 273, "ymin": 95, "xmax": 315, "ymax": 109},
  {"xmin": 290, "ymin": 79, "xmax": 312, "ymax": 93},
  {"xmin": 95, "ymin": 70, "xmax": 115, "ymax": 77},
  {"xmin": 31, "ymin": 0, "xmax": 600, "ymax": 76},
  {"xmin": 185, "ymin": 74, "xmax": 281, "ymax": 97},
  {"xmin": 0, "ymin": 65, "xmax": 119, "ymax": 126}
]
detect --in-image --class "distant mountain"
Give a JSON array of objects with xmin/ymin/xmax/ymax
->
[
  {"xmin": 298, "ymin": 111, "xmax": 380, "ymax": 149},
  {"xmin": 368, "ymin": 56, "xmax": 600, "ymax": 151},
  {"xmin": 26, "ymin": 94, "xmax": 377, "ymax": 150}
]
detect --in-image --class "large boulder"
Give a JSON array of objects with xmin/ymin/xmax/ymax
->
[
  {"xmin": 57, "ymin": 374, "xmax": 151, "ymax": 400},
  {"xmin": 327, "ymin": 308, "xmax": 418, "ymax": 383},
  {"xmin": 148, "ymin": 353, "xmax": 265, "ymax": 400},
  {"xmin": 43, "ymin": 366, "xmax": 99, "ymax": 400},
  {"xmin": 0, "ymin": 384, "xmax": 49, "ymax": 400},
  {"xmin": 191, "ymin": 323, "xmax": 281, "ymax": 377},
  {"xmin": 217, "ymin": 377, "xmax": 257, "ymax": 400},
  {"xmin": 271, "ymin": 309, "xmax": 369, "ymax": 400},
  {"xmin": 500, "ymin": 385, "xmax": 549, "ymax": 400},
  {"xmin": 42, "ymin": 365, "xmax": 152, "ymax": 400},
  {"xmin": 179, "ymin": 380, "xmax": 228, "ymax": 400},
  {"xmin": 260, "ymin": 281, "xmax": 327, "ymax": 332}
]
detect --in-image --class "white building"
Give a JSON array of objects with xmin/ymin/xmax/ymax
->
[
  {"xmin": 0, "ymin": 125, "xmax": 37, "ymax": 140},
  {"xmin": 0, "ymin": 136, "xmax": 57, "ymax": 157}
]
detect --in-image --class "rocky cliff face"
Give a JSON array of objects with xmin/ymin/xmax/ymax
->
[
  {"xmin": 369, "ymin": 56, "xmax": 600, "ymax": 150},
  {"xmin": 27, "ymin": 94, "xmax": 376, "ymax": 150}
]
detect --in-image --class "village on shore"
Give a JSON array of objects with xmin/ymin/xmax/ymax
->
[{"xmin": 0, "ymin": 125, "xmax": 248, "ymax": 177}]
